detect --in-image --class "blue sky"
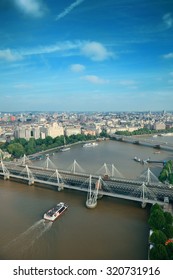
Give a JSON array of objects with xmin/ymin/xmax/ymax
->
[{"xmin": 0, "ymin": 0, "xmax": 173, "ymax": 112}]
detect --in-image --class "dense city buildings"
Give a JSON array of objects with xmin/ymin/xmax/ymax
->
[{"xmin": 0, "ymin": 111, "xmax": 173, "ymax": 143}]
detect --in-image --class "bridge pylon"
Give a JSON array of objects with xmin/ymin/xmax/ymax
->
[
  {"xmin": 139, "ymin": 168, "xmax": 160, "ymax": 185},
  {"xmin": 56, "ymin": 169, "xmax": 64, "ymax": 191},
  {"xmin": 86, "ymin": 176, "xmax": 102, "ymax": 209},
  {"xmin": 140, "ymin": 181, "xmax": 157, "ymax": 208},
  {"xmin": 25, "ymin": 165, "xmax": 35, "ymax": 185},
  {"xmin": 71, "ymin": 160, "xmax": 77, "ymax": 174},
  {"xmin": 20, "ymin": 154, "xmax": 32, "ymax": 166},
  {"xmin": 0, "ymin": 159, "xmax": 10, "ymax": 180}
]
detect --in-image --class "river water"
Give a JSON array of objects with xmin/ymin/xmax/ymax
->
[{"xmin": 0, "ymin": 137, "xmax": 173, "ymax": 260}]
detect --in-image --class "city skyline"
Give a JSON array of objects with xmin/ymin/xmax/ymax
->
[{"xmin": 0, "ymin": 0, "xmax": 173, "ymax": 112}]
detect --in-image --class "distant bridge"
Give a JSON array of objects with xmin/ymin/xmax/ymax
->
[
  {"xmin": 0, "ymin": 155, "xmax": 172, "ymax": 208},
  {"xmin": 111, "ymin": 134, "xmax": 173, "ymax": 151}
]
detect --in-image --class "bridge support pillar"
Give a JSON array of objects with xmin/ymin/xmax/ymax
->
[
  {"xmin": 25, "ymin": 165, "xmax": 35, "ymax": 186},
  {"xmin": 0, "ymin": 160, "xmax": 10, "ymax": 180},
  {"xmin": 57, "ymin": 183, "xmax": 64, "ymax": 191},
  {"xmin": 141, "ymin": 202, "xmax": 147, "ymax": 208},
  {"xmin": 4, "ymin": 174, "xmax": 10, "ymax": 180},
  {"xmin": 28, "ymin": 179, "xmax": 34, "ymax": 185}
]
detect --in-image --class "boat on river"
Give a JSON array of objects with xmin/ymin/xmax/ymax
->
[
  {"xmin": 83, "ymin": 142, "xmax": 98, "ymax": 147},
  {"xmin": 44, "ymin": 202, "xmax": 68, "ymax": 222},
  {"xmin": 60, "ymin": 136, "xmax": 71, "ymax": 152},
  {"xmin": 134, "ymin": 156, "xmax": 141, "ymax": 162}
]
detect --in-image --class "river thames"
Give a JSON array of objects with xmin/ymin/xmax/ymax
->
[{"xmin": 0, "ymin": 137, "xmax": 173, "ymax": 260}]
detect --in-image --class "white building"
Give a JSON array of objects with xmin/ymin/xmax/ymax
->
[
  {"xmin": 65, "ymin": 126, "xmax": 81, "ymax": 136},
  {"xmin": 40, "ymin": 122, "xmax": 64, "ymax": 138}
]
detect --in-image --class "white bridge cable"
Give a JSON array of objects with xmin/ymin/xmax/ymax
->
[
  {"xmin": 111, "ymin": 164, "xmax": 124, "ymax": 178},
  {"xmin": 47, "ymin": 169, "xmax": 64, "ymax": 184},
  {"xmin": 19, "ymin": 154, "xmax": 33, "ymax": 166},
  {"xmin": 0, "ymin": 160, "xmax": 10, "ymax": 177},
  {"xmin": 99, "ymin": 177, "xmax": 114, "ymax": 193},
  {"xmin": 18, "ymin": 165, "xmax": 35, "ymax": 181},
  {"xmin": 95, "ymin": 163, "xmax": 124, "ymax": 178},
  {"xmin": 78, "ymin": 176, "xmax": 93, "ymax": 190},
  {"xmin": 87, "ymin": 175, "xmax": 100, "ymax": 202},
  {"xmin": 138, "ymin": 168, "xmax": 160, "ymax": 184},
  {"xmin": 67, "ymin": 160, "xmax": 85, "ymax": 174},
  {"xmin": 42, "ymin": 156, "xmax": 58, "ymax": 170},
  {"xmin": 130, "ymin": 182, "xmax": 158, "ymax": 201}
]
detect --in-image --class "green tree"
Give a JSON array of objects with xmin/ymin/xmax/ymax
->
[
  {"xmin": 7, "ymin": 143, "xmax": 25, "ymax": 158},
  {"xmin": 164, "ymin": 212, "xmax": 173, "ymax": 225},
  {"xmin": 25, "ymin": 138, "xmax": 36, "ymax": 155},
  {"xmin": 18, "ymin": 138, "xmax": 28, "ymax": 147},
  {"xmin": 150, "ymin": 203, "xmax": 162, "ymax": 213},
  {"xmin": 163, "ymin": 225, "xmax": 173, "ymax": 239},
  {"xmin": 149, "ymin": 244, "xmax": 169, "ymax": 260},
  {"xmin": 100, "ymin": 130, "xmax": 109, "ymax": 137},
  {"xmin": 44, "ymin": 136, "xmax": 53, "ymax": 146},
  {"xmin": 168, "ymin": 173, "xmax": 173, "ymax": 184},
  {"xmin": 166, "ymin": 242, "xmax": 173, "ymax": 259},
  {"xmin": 158, "ymin": 160, "xmax": 173, "ymax": 183},
  {"xmin": 150, "ymin": 230, "xmax": 167, "ymax": 245},
  {"xmin": 35, "ymin": 138, "xmax": 44, "ymax": 146},
  {"xmin": 148, "ymin": 209, "xmax": 166, "ymax": 230}
]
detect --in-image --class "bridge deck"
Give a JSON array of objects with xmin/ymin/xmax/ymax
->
[{"xmin": 1, "ymin": 162, "xmax": 172, "ymax": 205}]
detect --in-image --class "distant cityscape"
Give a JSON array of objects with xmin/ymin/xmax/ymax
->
[{"xmin": 0, "ymin": 111, "xmax": 173, "ymax": 145}]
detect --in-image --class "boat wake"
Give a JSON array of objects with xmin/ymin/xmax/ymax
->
[{"xmin": 2, "ymin": 219, "xmax": 52, "ymax": 257}]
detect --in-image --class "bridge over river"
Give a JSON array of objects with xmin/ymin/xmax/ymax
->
[
  {"xmin": 111, "ymin": 134, "xmax": 173, "ymax": 151},
  {"xmin": 0, "ymin": 155, "xmax": 172, "ymax": 209}
]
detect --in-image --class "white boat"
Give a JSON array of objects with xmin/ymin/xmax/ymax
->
[
  {"xmin": 44, "ymin": 202, "xmax": 68, "ymax": 222},
  {"xmin": 60, "ymin": 136, "xmax": 71, "ymax": 151},
  {"xmin": 92, "ymin": 142, "xmax": 98, "ymax": 146},
  {"xmin": 83, "ymin": 142, "xmax": 98, "ymax": 147},
  {"xmin": 134, "ymin": 156, "xmax": 141, "ymax": 162}
]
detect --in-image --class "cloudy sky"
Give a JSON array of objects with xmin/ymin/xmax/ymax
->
[{"xmin": 0, "ymin": 0, "xmax": 173, "ymax": 112}]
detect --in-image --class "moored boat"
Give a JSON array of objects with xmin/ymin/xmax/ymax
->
[
  {"xmin": 83, "ymin": 142, "xmax": 98, "ymax": 147},
  {"xmin": 134, "ymin": 156, "xmax": 141, "ymax": 162},
  {"xmin": 60, "ymin": 136, "xmax": 71, "ymax": 151},
  {"xmin": 44, "ymin": 202, "xmax": 68, "ymax": 222}
]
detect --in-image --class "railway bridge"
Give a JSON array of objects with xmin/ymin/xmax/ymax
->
[{"xmin": 0, "ymin": 155, "xmax": 172, "ymax": 209}]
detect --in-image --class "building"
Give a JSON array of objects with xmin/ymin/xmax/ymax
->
[
  {"xmin": 153, "ymin": 122, "xmax": 166, "ymax": 130},
  {"xmin": 40, "ymin": 122, "xmax": 64, "ymax": 138},
  {"xmin": 82, "ymin": 129, "xmax": 96, "ymax": 136},
  {"xmin": 65, "ymin": 126, "xmax": 81, "ymax": 136}
]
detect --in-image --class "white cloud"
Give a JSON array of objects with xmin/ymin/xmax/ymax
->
[
  {"xmin": 0, "ymin": 49, "xmax": 22, "ymax": 61},
  {"xmin": 2, "ymin": 40, "xmax": 113, "ymax": 62},
  {"xmin": 83, "ymin": 75, "xmax": 109, "ymax": 84},
  {"xmin": 163, "ymin": 13, "xmax": 173, "ymax": 29},
  {"xmin": 81, "ymin": 41, "xmax": 113, "ymax": 61},
  {"xmin": 20, "ymin": 41, "xmax": 82, "ymax": 56},
  {"xmin": 14, "ymin": 0, "xmax": 46, "ymax": 17},
  {"xmin": 14, "ymin": 40, "xmax": 112, "ymax": 60},
  {"xmin": 163, "ymin": 53, "xmax": 173, "ymax": 59},
  {"xmin": 70, "ymin": 64, "xmax": 85, "ymax": 72},
  {"xmin": 56, "ymin": 0, "xmax": 85, "ymax": 21}
]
